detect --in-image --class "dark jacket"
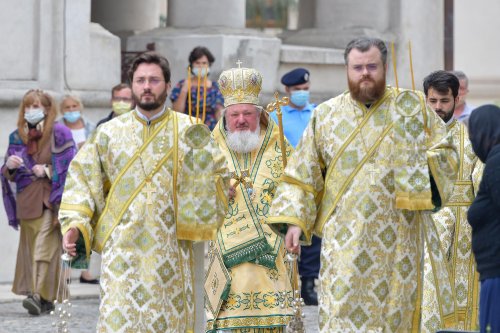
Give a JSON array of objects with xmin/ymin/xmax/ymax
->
[
  {"xmin": 96, "ymin": 111, "xmax": 115, "ymax": 128},
  {"xmin": 467, "ymin": 104, "xmax": 500, "ymax": 280}
]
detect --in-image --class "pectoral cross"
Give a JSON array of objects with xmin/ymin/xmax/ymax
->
[
  {"xmin": 144, "ymin": 181, "xmax": 156, "ymax": 217},
  {"xmin": 367, "ymin": 163, "xmax": 380, "ymax": 186},
  {"xmin": 231, "ymin": 170, "xmax": 255, "ymax": 200}
]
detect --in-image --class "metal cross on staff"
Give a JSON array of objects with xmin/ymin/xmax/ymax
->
[{"xmin": 266, "ymin": 92, "xmax": 289, "ymax": 168}]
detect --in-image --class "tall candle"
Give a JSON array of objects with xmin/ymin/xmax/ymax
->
[
  {"xmin": 391, "ymin": 42, "xmax": 399, "ymax": 92},
  {"xmin": 202, "ymin": 66, "xmax": 208, "ymax": 124},
  {"xmin": 187, "ymin": 66, "xmax": 192, "ymax": 123}
]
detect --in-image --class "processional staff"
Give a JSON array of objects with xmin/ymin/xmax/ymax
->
[
  {"xmin": 266, "ymin": 91, "xmax": 289, "ymax": 168},
  {"xmin": 266, "ymin": 92, "xmax": 306, "ymax": 332}
]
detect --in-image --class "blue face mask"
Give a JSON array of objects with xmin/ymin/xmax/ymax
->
[
  {"xmin": 24, "ymin": 108, "xmax": 46, "ymax": 125},
  {"xmin": 290, "ymin": 90, "xmax": 310, "ymax": 107},
  {"xmin": 192, "ymin": 67, "xmax": 210, "ymax": 78},
  {"xmin": 63, "ymin": 111, "xmax": 81, "ymax": 123}
]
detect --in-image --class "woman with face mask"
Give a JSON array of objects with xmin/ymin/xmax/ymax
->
[
  {"xmin": 170, "ymin": 46, "xmax": 224, "ymax": 130},
  {"xmin": 58, "ymin": 94, "xmax": 100, "ymax": 284},
  {"xmin": 0, "ymin": 89, "xmax": 77, "ymax": 315},
  {"xmin": 467, "ymin": 104, "xmax": 500, "ymax": 333},
  {"xmin": 58, "ymin": 95, "xmax": 95, "ymax": 150}
]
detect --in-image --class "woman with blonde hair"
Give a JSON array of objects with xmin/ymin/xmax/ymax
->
[
  {"xmin": 1, "ymin": 89, "xmax": 76, "ymax": 315},
  {"xmin": 59, "ymin": 94, "xmax": 100, "ymax": 284},
  {"xmin": 59, "ymin": 94, "xmax": 95, "ymax": 149}
]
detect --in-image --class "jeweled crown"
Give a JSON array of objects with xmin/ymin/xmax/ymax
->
[{"xmin": 218, "ymin": 62, "xmax": 262, "ymax": 107}]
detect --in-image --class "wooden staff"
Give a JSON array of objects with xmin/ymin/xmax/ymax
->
[{"xmin": 266, "ymin": 92, "xmax": 289, "ymax": 168}]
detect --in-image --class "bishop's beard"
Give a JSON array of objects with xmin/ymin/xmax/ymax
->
[{"xmin": 226, "ymin": 123, "xmax": 261, "ymax": 153}]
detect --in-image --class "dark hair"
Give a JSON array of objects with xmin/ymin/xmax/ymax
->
[
  {"xmin": 127, "ymin": 52, "xmax": 171, "ymax": 84},
  {"xmin": 344, "ymin": 37, "xmax": 388, "ymax": 65},
  {"xmin": 423, "ymin": 70, "xmax": 460, "ymax": 98},
  {"xmin": 111, "ymin": 83, "xmax": 131, "ymax": 98},
  {"xmin": 188, "ymin": 46, "xmax": 215, "ymax": 67}
]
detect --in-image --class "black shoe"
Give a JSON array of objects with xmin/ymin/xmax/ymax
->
[
  {"xmin": 80, "ymin": 275, "xmax": 99, "ymax": 284},
  {"xmin": 41, "ymin": 298, "xmax": 55, "ymax": 314},
  {"xmin": 22, "ymin": 295, "xmax": 41, "ymax": 315},
  {"xmin": 300, "ymin": 277, "xmax": 318, "ymax": 306}
]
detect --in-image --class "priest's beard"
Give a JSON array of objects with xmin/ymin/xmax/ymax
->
[
  {"xmin": 435, "ymin": 101, "xmax": 455, "ymax": 123},
  {"xmin": 348, "ymin": 72, "xmax": 386, "ymax": 104},
  {"xmin": 226, "ymin": 123, "xmax": 261, "ymax": 153},
  {"xmin": 134, "ymin": 89, "xmax": 168, "ymax": 111}
]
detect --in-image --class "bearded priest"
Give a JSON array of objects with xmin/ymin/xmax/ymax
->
[
  {"xmin": 205, "ymin": 63, "xmax": 294, "ymax": 332},
  {"xmin": 267, "ymin": 37, "xmax": 460, "ymax": 332}
]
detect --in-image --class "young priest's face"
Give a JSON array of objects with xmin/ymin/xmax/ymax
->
[{"xmin": 426, "ymin": 87, "xmax": 457, "ymax": 123}]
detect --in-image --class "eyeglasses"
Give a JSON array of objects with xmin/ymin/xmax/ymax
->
[
  {"xmin": 133, "ymin": 77, "xmax": 164, "ymax": 86},
  {"xmin": 350, "ymin": 64, "xmax": 380, "ymax": 73},
  {"xmin": 112, "ymin": 97, "xmax": 133, "ymax": 102}
]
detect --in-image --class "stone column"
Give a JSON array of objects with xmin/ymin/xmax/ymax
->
[
  {"xmin": 127, "ymin": 0, "xmax": 281, "ymax": 98},
  {"xmin": 285, "ymin": 0, "xmax": 443, "ymax": 92},
  {"xmin": 297, "ymin": 0, "xmax": 316, "ymax": 29},
  {"xmin": 91, "ymin": 0, "xmax": 162, "ymax": 50},
  {"xmin": 91, "ymin": 0, "xmax": 161, "ymax": 32},
  {"xmin": 167, "ymin": 0, "xmax": 245, "ymax": 28}
]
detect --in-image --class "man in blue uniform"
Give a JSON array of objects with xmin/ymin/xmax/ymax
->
[{"xmin": 270, "ymin": 67, "xmax": 320, "ymax": 305}]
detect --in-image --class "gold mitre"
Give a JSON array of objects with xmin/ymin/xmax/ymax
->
[{"xmin": 218, "ymin": 61, "xmax": 262, "ymax": 107}]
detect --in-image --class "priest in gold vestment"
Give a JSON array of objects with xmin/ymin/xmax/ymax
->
[
  {"xmin": 267, "ymin": 37, "xmax": 459, "ymax": 332},
  {"xmin": 205, "ymin": 65, "xmax": 293, "ymax": 332},
  {"xmin": 59, "ymin": 52, "xmax": 229, "ymax": 332},
  {"xmin": 420, "ymin": 70, "xmax": 482, "ymax": 332}
]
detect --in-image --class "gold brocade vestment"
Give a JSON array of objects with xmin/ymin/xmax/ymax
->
[
  {"xmin": 206, "ymin": 118, "xmax": 294, "ymax": 332},
  {"xmin": 268, "ymin": 87, "xmax": 459, "ymax": 333},
  {"xmin": 59, "ymin": 110, "xmax": 228, "ymax": 333},
  {"xmin": 421, "ymin": 119, "xmax": 482, "ymax": 332}
]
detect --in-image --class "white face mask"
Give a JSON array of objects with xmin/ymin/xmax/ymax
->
[
  {"xmin": 192, "ymin": 67, "xmax": 210, "ymax": 78},
  {"xmin": 24, "ymin": 108, "xmax": 45, "ymax": 125}
]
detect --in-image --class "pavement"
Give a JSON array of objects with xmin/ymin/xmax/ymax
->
[
  {"xmin": 0, "ymin": 281, "xmax": 100, "ymax": 333},
  {"xmin": 0, "ymin": 281, "xmax": 319, "ymax": 332}
]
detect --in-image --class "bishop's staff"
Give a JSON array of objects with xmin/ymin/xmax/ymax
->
[
  {"xmin": 266, "ymin": 92, "xmax": 289, "ymax": 168},
  {"xmin": 266, "ymin": 92, "xmax": 306, "ymax": 332}
]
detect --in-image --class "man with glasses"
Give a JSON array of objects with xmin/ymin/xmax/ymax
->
[
  {"xmin": 59, "ymin": 52, "xmax": 230, "ymax": 332},
  {"xmin": 268, "ymin": 37, "xmax": 459, "ymax": 332}
]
